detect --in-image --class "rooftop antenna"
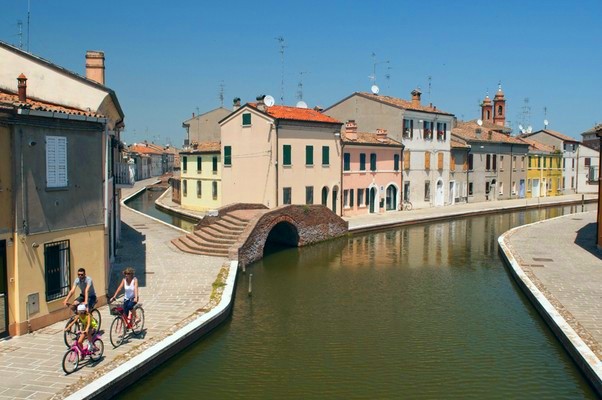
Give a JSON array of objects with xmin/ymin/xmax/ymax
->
[
  {"xmin": 370, "ymin": 52, "xmax": 389, "ymax": 86},
  {"xmin": 219, "ymin": 80, "xmax": 225, "ymax": 107},
  {"xmin": 520, "ymin": 97, "xmax": 531, "ymax": 129},
  {"xmin": 17, "ymin": 20, "xmax": 23, "ymax": 49},
  {"xmin": 427, "ymin": 75, "xmax": 432, "ymax": 102},
  {"xmin": 385, "ymin": 66, "xmax": 392, "ymax": 91},
  {"xmin": 543, "ymin": 106, "xmax": 548, "ymax": 129},
  {"xmin": 27, "ymin": 0, "xmax": 30, "ymax": 51},
  {"xmin": 296, "ymin": 71, "xmax": 308, "ymax": 101},
  {"xmin": 275, "ymin": 36, "xmax": 286, "ymax": 105}
]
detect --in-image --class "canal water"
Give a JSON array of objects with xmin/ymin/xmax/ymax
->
[
  {"xmin": 121, "ymin": 198, "xmax": 597, "ymax": 399},
  {"xmin": 125, "ymin": 188, "xmax": 197, "ymax": 231}
]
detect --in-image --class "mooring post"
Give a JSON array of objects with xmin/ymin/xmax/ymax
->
[
  {"xmin": 582, "ymin": 194, "xmax": 585, "ymax": 212},
  {"xmin": 248, "ymin": 274, "xmax": 253, "ymax": 297},
  {"xmin": 242, "ymin": 262, "xmax": 246, "ymax": 274}
]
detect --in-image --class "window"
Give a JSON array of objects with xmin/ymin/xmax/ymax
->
[
  {"xmin": 499, "ymin": 155, "xmax": 504, "ymax": 171},
  {"xmin": 572, "ymin": 159, "xmax": 575, "ymax": 169},
  {"xmin": 370, "ymin": 153, "xmax": 377, "ymax": 171},
  {"xmin": 46, "ymin": 136, "xmax": 68, "ymax": 188},
  {"xmin": 512, "ymin": 181, "xmax": 516, "ymax": 195},
  {"xmin": 283, "ymin": 187, "xmax": 292, "ymax": 204},
  {"xmin": 212, "ymin": 156, "xmax": 218, "ymax": 173},
  {"xmin": 437, "ymin": 153, "xmax": 443, "ymax": 170},
  {"xmin": 212, "ymin": 181, "xmax": 218, "ymax": 200},
  {"xmin": 571, "ymin": 177, "xmax": 575, "ymax": 188},
  {"xmin": 423, "ymin": 121, "xmax": 433, "ymax": 140},
  {"xmin": 468, "ymin": 182, "xmax": 474, "ymax": 195},
  {"xmin": 543, "ymin": 157, "xmax": 547, "ymax": 168},
  {"xmin": 499, "ymin": 182, "xmax": 504, "ymax": 195},
  {"xmin": 527, "ymin": 179, "xmax": 531, "ymax": 192},
  {"xmin": 224, "ymin": 146, "xmax": 232, "ymax": 166},
  {"xmin": 521, "ymin": 156, "xmax": 525, "ymax": 169},
  {"xmin": 306, "ymin": 145, "xmax": 314, "ymax": 165},
  {"xmin": 403, "ymin": 119, "xmax": 413, "ymax": 139},
  {"xmin": 359, "ymin": 153, "xmax": 366, "ymax": 171},
  {"xmin": 468, "ymin": 153, "xmax": 474, "ymax": 170},
  {"xmin": 404, "ymin": 150, "xmax": 411, "ymax": 170},
  {"xmin": 492, "ymin": 154, "xmax": 497, "ymax": 171},
  {"xmin": 394, "ymin": 154, "xmax": 400, "ymax": 171},
  {"xmin": 485, "ymin": 181, "xmax": 490, "ymax": 194},
  {"xmin": 497, "ymin": 105, "xmax": 503, "ymax": 116},
  {"xmin": 349, "ymin": 189, "xmax": 354, "ymax": 207},
  {"xmin": 425, "ymin": 152, "xmax": 431, "ymax": 170},
  {"xmin": 283, "ymin": 145, "xmax": 292, "ymax": 166},
  {"xmin": 305, "ymin": 186, "xmax": 314, "ymax": 205},
  {"xmin": 365, "ymin": 187, "xmax": 370, "ymax": 206},
  {"xmin": 197, "ymin": 181, "xmax": 202, "ymax": 197},
  {"xmin": 563, "ymin": 158, "xmax": 566, "ymax": 169},
  {"xmin": 182, "ymin": 156, "xmax": 188, "ymax": 172},
  {"xmin": 242, "ymin": 113, "xmax": 252, "ymax": 126},
  {"xmin": 322, "ymin": 146, "xmax": 329, "ymax": 165},
  {"xmin": 344, "ymin": 153, "xmax": 351, "ymax": 171},
  {"xmin": 562, "ymin": 177, "xmax": 565, "ymax": 189},
  {"xmin": 585, "ymin": 157, "xmax": 591, "ymax": 167},
  {"xmin": 436, "ymin": 122, "xmax": 447, "ymax": 141},
  {"xmin": 183, "ymin": 180, "xmax": 187, "ymax": 196},
  {"xmin": 512, "ymin": 156, "xmax": 516, "ymax": 170},
  {"xmin": 321, "ymin": 187, "xmax": 328, "ymax": 205},
  {"xmin": 44, "ymin": 240, "xmax": 70, "ymax": 301},
  {"xmin": 424, "ymin": 181, "xmax": 430, "ymax": 201},
  {"xmin": 357, "ymin": 189, "xmax": 364, "ymax": 206},
  {"xmin": 343, "ymin": 190, "xmax": 349, "ymax": 207},
  {"xmin": 486, "ymin": 154, "xmax": 491, "ymax": 170},
  {"xmin": 197, "ymin": 157, "xmax": 202, "ymax": 172}
]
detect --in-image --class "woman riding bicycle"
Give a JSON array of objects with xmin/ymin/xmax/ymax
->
[
  {"xmin": 110, "ymin": 267, "xmax": 139, "ymax": 324},
  {"xmin": 64, "ymin": 304, "xmax": 98, "ymax": 350}
]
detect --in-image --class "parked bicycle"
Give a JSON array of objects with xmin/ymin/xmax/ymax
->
[
  {"xmin": 62, "ymin": 331, "xmax": 104, "ymax": 374},
  {"xmin": 109, "ymin": 299, "xmax": 145, "ymax": 348},
  {"xmin": 402, "ymin": 199, "xmax": 413, "ymax": 211},
  {"xmin": 63, "ymin": 303, "xmax": 102, "ymax": 347}
]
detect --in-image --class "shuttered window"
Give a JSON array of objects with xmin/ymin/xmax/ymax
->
[
  {"xmin": 46, "ymin": 136, "xmax": 68, "ymax": 188},
  {"xmin": 425, "ymin": 152, "xmax": 431, "ymax": 170},
  {"xmin": 438, "ymin": 153, "xmax": 444, "ymax": 170},
  {"xmin": 283, "ymin": 145, "xmax": 292, "ymax": 166},
  {"xmin": 224, "ymin": 146, "xmax": 232, "ymax": 166},
  {"xmin": 404, "ymin": 150, "xmax": 411, "ymax": 170}
]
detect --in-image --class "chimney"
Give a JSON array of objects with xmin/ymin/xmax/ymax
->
[
  {"xmin": 256, "ymin": 95, "xmax": 266, "ymax": 111},
  {"xmin": 376, "ymin": 128, "xmax": 388, "ymax": 140},
  {"xmin": 411, "ymin": 88, "xmax": 422, "ymax": 107},
  {"xmin": 233, "ymin": 97, "xmax": 241, "ymax": 111},
  {"xmin": 85, "ymin": 51, "xmax": 105, "ymax": 85},
  {"xmin": 192, "ymin": 112, "xmax": 195, "ymax": 118},
  {"xmin": 345, "ymin": 120, "xmax": 358, "ymax": 140},
  {"xmin": 17, "ymin": 73, "xmax": 27, "ymax": 102}
]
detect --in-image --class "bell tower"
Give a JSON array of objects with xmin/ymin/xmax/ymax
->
[
  {"xmin": 481, "ymin": 95, "xmax": 492, "ymax": 123},
  {"xmin": 493, "ymin": 83, "xmax": 506, "ymax": 127}
]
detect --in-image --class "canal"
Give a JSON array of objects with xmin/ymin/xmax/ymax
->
[{"xmin": 122, "ymin": 193, "xmax": 597, "ymax": 399}]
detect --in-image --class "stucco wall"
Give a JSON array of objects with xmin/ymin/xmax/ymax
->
[
  {"xmin": 0, "ymin": 125, "xmax": 12, "ymax": 233},
  {"xmin": 180, "ymin": 152, "xmax": 222, "ymax": 211}
]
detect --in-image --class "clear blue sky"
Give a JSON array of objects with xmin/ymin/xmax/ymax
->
[{"xmin": 2, "ymin": 1, "xmax": 601, "ymax": 146}]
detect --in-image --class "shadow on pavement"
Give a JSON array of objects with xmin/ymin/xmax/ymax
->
[
  {"xmin": 574, "ymin": 222, "xmax": 602, "ymax": 260},
  {"xmin": 109, "ymin": 222, "xmax": 147, "ymax": 295}
]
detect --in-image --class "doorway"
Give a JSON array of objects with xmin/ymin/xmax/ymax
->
[
  {"xmin": 369, "ymin": 187, "xmax": 377, "ymax": 213},
  {"xmin": 0, "ymin": 240, "xmax": 7, "ymax": 338}
]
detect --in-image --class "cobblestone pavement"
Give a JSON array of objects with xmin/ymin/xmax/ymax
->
[
  {"xmin": 501, "ymin": 210, "xmax": 602, "ymax": 360},
  {"xmin": 0, "ymin": 179, "xmax": 226, "ymax": 400}
]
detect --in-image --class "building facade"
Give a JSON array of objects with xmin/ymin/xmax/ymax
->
[
  {"xmin": 182, "ymin": 107, "xmax": 230, "ymax": 147},
  {"xmin": 180, "ymin": 142, "xmax": 222, "ymax": 211}
]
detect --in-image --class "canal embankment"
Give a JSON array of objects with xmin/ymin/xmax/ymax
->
[{"xmin": 499, "ymin": 211, "xmax": 602, "ymax": 396}]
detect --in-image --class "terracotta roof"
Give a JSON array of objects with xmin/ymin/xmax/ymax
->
[
  {"xmin": 248, "ymin": 103, "xmax": 341, "ymax": 124},
  {"xmin": 581, "ymin": 124, "xmax": 602, "ymax": 135},
  {"xmin": 128, "ymin": 143, "xmax": 163, "ymax": 155},
  {"xmin": 181, "ymin": 141, "xmax": 221, "ymax": 154},
  {"xmin": 0, "ymin": 89, "xmax": 104, "ymax": 118},
  {"xmin": 354, "ymin": 92, "xmax": 454, "ymax": 116},
  {"xmin": 518, "ymin": 137, "xmax": 556, "ymax": 153},
  {"xmin": 466, "ymin": 119, "xmax": 512, "ymax": 133},
  {"xmin": 450, "ymin": 135, "xmax": 470, "ymax": 149},
  {"xmin": 341, "ymin": 131, "xmax": 403, "ymax": 147},
  {"xmin": 452, "ymin": 120, "xmax": 526, "ymax": 145},
  {"xmin": 522, "ymin": 129, "xmax": 579, "ymax": 143}
]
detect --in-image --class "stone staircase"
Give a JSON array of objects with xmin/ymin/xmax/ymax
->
[{"xmin": 171, "ymin": 210, "xmax": 257, "ymax": 257}]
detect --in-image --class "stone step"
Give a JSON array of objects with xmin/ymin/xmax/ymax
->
[
  {"xmin": 222, "ymin": 213, "xmax": 253, "ymax": 225},
  {"xmin": 195, "ymin": 226, "xmax": 239, "ymax": 241},
  {"xmin": 212, "ymin": 219, "xmax": 246, "ymax": 234},
  {"xmin": 186, "ymin": 233, "xmax": 232, "ymax": 250},
  {"xmin": 171, "ymin": 237, "xmax": 230, "ymax": 257}
]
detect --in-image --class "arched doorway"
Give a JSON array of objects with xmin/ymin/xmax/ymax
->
[
  {"xmin": 264, "ymin": 221, "xmax": 300, "ymax": 255},
  {"xmin": 321, "ymin": 186, "xmax": 329, "ymax": 206},
  {"xmin": 332, "ymin": 185, "xmax": 339, "ymax": 214},
  {"xmin": 385, "ymin": 184, "xmax": 397, "ymax": 211},
  {"xmin": 369, "ymin": 187, "xmax": 377, "ymax": 213},
  {"xmin": 491, "ymin": 179, "xmax": 497, "ymax": 200},
  {"xmin": 435, "ymin": 179, "xmax": 444, "ymax": 206}
]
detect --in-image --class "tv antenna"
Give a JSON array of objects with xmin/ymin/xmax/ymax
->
[
  {"xmin": 297, "ymin": 71, "xmax": 308, "ymax": 101},
  {"xmin": 27, "ymin": 0, "xmax": 30, "ymax": 51},
  {"xmin": 427, "ymin": 75, "xmax": 432, "ymax": 101},
  {"xmin": 370, "ymin": 52, "xmax": 389, "ymax": 87},
  {"xmin": 17, "ymin": 20, "xmax": 23, "ymax": 49},
  {"xmin": 385, "ymin": 65, "xmax": 392, "ymax": 91},
  {"xmin": 275, "ymin": 36, "xmax": 287, "ymax": 105},
  {"xmin": 218, "ymin": 81, "xmax": 225, "ymax": 107}
]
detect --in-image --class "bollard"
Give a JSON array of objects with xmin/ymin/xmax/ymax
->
[
  {"xmin": 582, "ymin": 194, "xmax": 585, "ymax": 212},
  {"xmin": 248, "ymin": 273, "xmax": 253, "ymax": 297},
  {"xmin": 242, "ymin": 262, "xmax": 246, "ymax": 274}
]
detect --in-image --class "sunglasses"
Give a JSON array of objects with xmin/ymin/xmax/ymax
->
[{"xmin": 78, "ymin": 273, "xmax": 85, "ymax": 277}]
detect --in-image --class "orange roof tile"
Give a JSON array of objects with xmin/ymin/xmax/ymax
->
[
  {"xmin": 182, "ymin": 141, "xmax": 221, "ymax": 154},
  {"xmin": 341, "ymin": 131, "xmax": 403, "ymax": 147},
  {"xmin": 356, "ymin": 92, "xmax": 454, "ymax": 116},
  {"xmin": 518, "ymin": 137, "xmax": 557, "ymax": 153},
  {"xmin": 522, "ymin": 129, "xmax": 579, "ymax": 143},
  {"xmin": 0, "ymin": 89, "xmax": 104, "ymax": 118},
  {"xmin": 450, "ymin": 136, "xmax": 470, "ymax": 149},
  {"xmin": 128, "ymin": 144, "xmax": 163, "ymax": 155},
  {"xmin": 452, "ymin": 120, "xmax": 526, "ymax": 145},
  {"xmin": 248, "ymin": 103, "xmax": 341, "ymax": 124}
]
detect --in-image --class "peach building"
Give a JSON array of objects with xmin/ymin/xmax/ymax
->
[{"xmin": 340, "ymin": 121, "xmax": 404, "ymax": 216}]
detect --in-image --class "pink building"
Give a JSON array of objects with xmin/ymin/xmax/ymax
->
[{"xmin": 341, "ymin": 121, "xmax": 404, "ymax": 216}]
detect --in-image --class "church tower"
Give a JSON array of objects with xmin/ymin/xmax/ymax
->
[
  {"xmin": 493, "ymin": 83, "xmax": 506, "ymax": 127},
  {"xmin": 481, "ymin": 95, "xmax": 493, "ymax": 123}
]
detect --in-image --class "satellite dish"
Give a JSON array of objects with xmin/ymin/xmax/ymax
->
[
  {"xmin": 371, "ymin": 84, "xmax": 380, "ymax": 94},
  {"xmin": 544, "ymin": 119, "xmax": 549, "ymax": 127},
  {"xmin": 477, "ymin": 119, "xmax": 483, "ymax": 126},
  {"xmin": 264, "ymin": 95, "xmax": 275, "ymax": 107},
  {"xmin": 296, "ymin": 101, "xmax": 308, "ymax": 109},
  {"xmin": 518, "ymin": 124, "xmax": 524, "ymax": 131},
  {"xmin": 527, "ymin": 125, "xmax": 533, "ymax": 133}
]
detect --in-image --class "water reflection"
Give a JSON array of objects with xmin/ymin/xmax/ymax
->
[{"xmin": 125, "ymin": 189, "xmax": 197, "ymax": 231}]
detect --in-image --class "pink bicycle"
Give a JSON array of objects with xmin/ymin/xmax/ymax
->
[{"xmin": 62, "ymin": 331, "xmax": 105, "ymax": 374}]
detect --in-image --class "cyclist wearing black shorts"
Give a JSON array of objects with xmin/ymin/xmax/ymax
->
[{"xmin": 63, "ymin": 267, "xmax": 97, "ymax": 311}]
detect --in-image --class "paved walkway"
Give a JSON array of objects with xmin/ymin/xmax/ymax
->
[
  {"xmin": 0, "ymin": 178, "xmax": 226, "ymax": 400},
  {"xmin": 0, "ymin": 179, "xmax": 598, "ymax": 399}
]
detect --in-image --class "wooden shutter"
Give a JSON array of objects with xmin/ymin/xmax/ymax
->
[
  {"xmin": 451, "ymin": 154, "xmax": 456, "ymax": 171},
  {"xmin": 46, "ymin": 136, "xmax": 68, "ymax": 188},
  {"xmin": 438, "ymin": 153, "xmax": 444, "ymax": 170},
  {"xmin": 404, "ymin": 150, "xmax": 411, "ymax": 170},
  {"xmin": 425, "ymin": 152, "xmax": 431, "ymax": 170}
]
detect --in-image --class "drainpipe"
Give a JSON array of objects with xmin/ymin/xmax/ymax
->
[
  {"xmin": 339, "ymin": 133, "xmax": 344, "ymax": 216},
  {"xmin": 104, "ymin": 124, "xmax": 110, "ymax": 295},
  {"xmin": 400, "ymin": 144, "xmax": 405, "ymax": 210},
  {"xmin": 466, "ymin": 145, "xmax": 471, "ymax": 203},
  {"xmin": 274, "ymin": 121, "xmax": 279, "ymax": 207}
]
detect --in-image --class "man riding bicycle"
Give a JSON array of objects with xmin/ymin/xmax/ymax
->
[{"xmin": 63, "ymin": 267, "xmax": 97, "ymax": 312}]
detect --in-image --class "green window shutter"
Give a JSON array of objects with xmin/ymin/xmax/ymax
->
[
  {"xmin": 183, "ymin": 156, "xmax": 188, "ymax": 172},
  {"xmin": 306, "ymin": 145, "xmax": 313, "ymax": 165},
  {"xmin": 344, "ymin": 153, "xmax": 350, "ymax": 171},
  {"xmin": 224, "ymin": 146, "xmax": 232, "ymax": 166},
  {"xmin": 359, "ymin": 153, "xmax": 366, "ymax": 171},
  {"xmin": 283, "ymin": 145, "xmax": 292, "ymax": 166},
  {"xmin": 370, "ymin": 153, "xmax": 377, "ymax": 171},
  {"xmin": 197, "ymin": 157, "xmax": 202, "ymax": 171},
  {"xmin": 242, "ymin": 113, "xmax": 252, "ymax": 126},
  {"xmin": 394, "ymin": 154, "xmax": 400, "ymax": 171},
  {"xmin": 322, "ymin": 146, "xmax": 329, "ymax": 165},
  {"xmin": 212, "ymin": 156, "xmax": 218, "ymax": 172}
]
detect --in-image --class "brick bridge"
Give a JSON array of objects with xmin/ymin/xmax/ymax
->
[{"xmin": 172, "ymin": 203, "xmax": 349, "ymax": 266}]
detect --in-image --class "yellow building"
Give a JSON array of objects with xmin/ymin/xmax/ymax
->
[
  {"xmin": 0, "ymin": 42, "xmax": 125, "ymax": 336},
  {"xmin": 522, "ymin": 138, "xmax": 563, "ymax": 198},
  {"xmin": 180, "ymin": 142, "xmax": 222, "ymax": 211}
]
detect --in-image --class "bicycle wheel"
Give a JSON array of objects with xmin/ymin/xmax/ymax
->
[
  {"xmin": 132, "ymin": 307, "xmax": 145, "ymax": 335},
  {"xmin": 90, "ymin": 308, "xmax": 102, "ymax": 330},
  {"xmin": 406, "ymin": 202, "xmax": 413, "ymax": 211},
  {"xmin": 89, "ymin": 338, "xmax": 104, "ymax": 361},
  {"xmin": 62, "ymin": 348, "xmax": 79, "ymax": 374},
  {"xmin": 63, "ymin": 317, "xmax": 81, "ymax": 348},
  {"xmin": 110, "ymin": 317, "xmax": 125, "ymax": 347}
]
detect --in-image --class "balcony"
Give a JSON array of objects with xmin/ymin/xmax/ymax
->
[{"xmin": 115, "ymin": 161, "xmax": 135, "ymax": 188}]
